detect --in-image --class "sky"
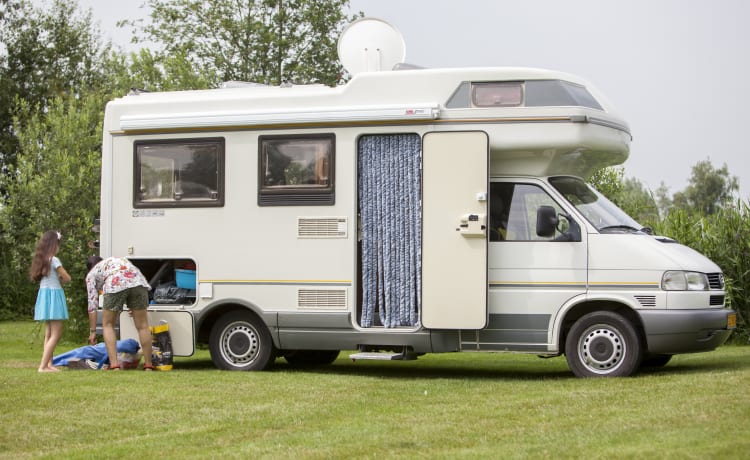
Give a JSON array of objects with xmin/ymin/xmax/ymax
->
[{"xmin": 72, "ymin": 0, "xmax": 749, "ymax": 198}]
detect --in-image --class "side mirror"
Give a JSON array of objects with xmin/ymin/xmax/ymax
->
[{"xmin": 536, "ymin": 205, "xmax": 558, "ymax": 237}]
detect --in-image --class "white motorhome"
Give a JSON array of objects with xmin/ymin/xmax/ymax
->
[{"xmin": 101, "ymin": 19, "xmax": 735, "ymax": 377}]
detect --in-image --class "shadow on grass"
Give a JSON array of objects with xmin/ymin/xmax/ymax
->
[
  {"xmin": 174, "ymin": 348, "xmax": 750, "ymax": 381},
  {"xmin": 637, "ymin": 355, "xmax": 750, "ymax": 377}
]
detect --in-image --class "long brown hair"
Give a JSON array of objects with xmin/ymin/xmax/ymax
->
[{"xmin": 29, "ymin": 230, "xmax": 61, "ymax": 282}]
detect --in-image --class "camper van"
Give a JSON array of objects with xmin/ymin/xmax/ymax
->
[{"xmin": 100, "ymin": 19, "xmax": 735, "ymax": 377}]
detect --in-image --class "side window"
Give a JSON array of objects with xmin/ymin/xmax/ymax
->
[
  {"xmin": 489, "ymin": 182, "xmax": 567, "ymax": 241},
  {"xmin": 134, "ymin": 138, "xmax": 224, "ymax": 208},
  {"xmin": 258, "ymin": 134, "xmax": 335, "ymax": 206}
]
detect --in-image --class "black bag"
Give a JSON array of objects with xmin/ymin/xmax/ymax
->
[{"xmin": 150, "ymin": 321, "xmax": 173, "ymax": 371}]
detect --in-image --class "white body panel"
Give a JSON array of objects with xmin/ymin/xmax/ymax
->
[{"xmin": 102, "ymin": 65, "xmax": 731, "ymax": 370}]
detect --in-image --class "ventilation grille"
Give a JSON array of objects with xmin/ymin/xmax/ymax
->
[
  {"xmin": 707, "ymin": 273, "xmax": 725, "ymax": 290},
  {"xmin": 297, "ymin": 217, "xmax": 347, "ymax": 238},
  {"xmin": 298, "ymin": 289, "xmax": 347, "ymax": 309},
  {"xmin": 710, "ymin": 295, "xmax": 725, "ymax": 306},
  {"xmin": 635, "ymin": 295, "xmax": 656, "ymax": 307}
]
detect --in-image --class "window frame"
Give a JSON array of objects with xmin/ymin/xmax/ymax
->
[
  {"xmin": 258, "ymin": 133, "xmax": 335, "ymax": 206},
  {"xmin": 133, "ymin": 137, "xmax": 226, "ymax": 209}
]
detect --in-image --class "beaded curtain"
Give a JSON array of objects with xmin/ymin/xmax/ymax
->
[{"xmin": 358, "ymin": 134, "xmax": 422, "ymax": 328}]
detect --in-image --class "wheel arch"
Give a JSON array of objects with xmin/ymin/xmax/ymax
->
[
  {"xmin": 555, "ymin": 299, "xmax": 645, "ymax": 353},
  {"xmin": 195, "ymin": 299, "xmax": 279, "ymax": 348}
]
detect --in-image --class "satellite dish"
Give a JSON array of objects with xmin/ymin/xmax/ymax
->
[{"xmin": 338, "ymin": 17, "xmax": 406, "ymax": 76}]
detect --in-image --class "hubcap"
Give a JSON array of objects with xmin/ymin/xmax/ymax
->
[
  {"xmin": 220, "ymin": 322, "xmax": 259, "ymax": 365},
  {"xmin": 578, "ymin": 325, "xmax": 626, "ymax": 374}
]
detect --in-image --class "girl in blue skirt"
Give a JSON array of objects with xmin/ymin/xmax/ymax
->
[{"xmin": 30, "ymin": 230, "xmax": 71, "ymax": 372}]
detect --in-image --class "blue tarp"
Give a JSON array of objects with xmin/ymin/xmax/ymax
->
[{"xmin": 52, "ymin": 338, "xmax": 140, "ymax": 368}]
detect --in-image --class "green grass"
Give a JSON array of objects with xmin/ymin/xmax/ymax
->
[{"xmin": 1, "ymin": 321, "xmax": 748, "ymax": 459}]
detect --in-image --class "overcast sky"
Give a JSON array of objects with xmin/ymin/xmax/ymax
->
[{"xmin": 76, "ymin": 0, "xmax": 749, "ymax": 198}]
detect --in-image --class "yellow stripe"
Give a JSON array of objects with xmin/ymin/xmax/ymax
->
[
  {"xmin": 200, "ymin": 279, "xmax": 351, "ymax": 284},
  {"xmin": 588, "ymin": 281, "xmax": 659, "ymax": 286}
]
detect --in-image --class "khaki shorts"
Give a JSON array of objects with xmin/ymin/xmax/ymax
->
[{"xmin": 102, "ymin": 286, "xmax": 149, "ymax": 312}]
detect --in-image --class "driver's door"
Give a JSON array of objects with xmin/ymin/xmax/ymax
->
[{"xmin": 487, "ymin": 179, "xmax": 587, "ymax": 348}]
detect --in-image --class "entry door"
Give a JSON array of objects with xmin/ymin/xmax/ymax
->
[{"xmin": 422, "ymin": 131, "xmax": 489, "ymax": 329}]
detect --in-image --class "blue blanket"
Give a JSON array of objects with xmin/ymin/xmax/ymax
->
[{"xmin": 52, "ymin": 339, "xmax": 140, "ymax": 368}]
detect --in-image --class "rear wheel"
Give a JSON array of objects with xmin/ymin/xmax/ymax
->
[
  {"xmin": 284, "ymin": 350, "xmax": 340, "ymax": 367},
  {"xmin": 565, "ymin": 311, "xmax": 642, "ymax": 377},
  {"xmin": 209, "ymin": 311, "xmax": 275, "ymax": 371}
]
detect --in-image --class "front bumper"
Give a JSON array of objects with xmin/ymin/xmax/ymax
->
[{"xmin": 638, "ymin": 308, "xmax": 736, "ymax": 354}]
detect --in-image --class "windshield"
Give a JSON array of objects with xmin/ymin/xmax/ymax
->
[{"xmin": 548, "ymin": 176, "xmax": 645, "ymax": 233}]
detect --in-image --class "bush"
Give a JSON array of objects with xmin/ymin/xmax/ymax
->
[{"xmin": 653, "ymin": 200, "xmax": 750, "ymax": 343}]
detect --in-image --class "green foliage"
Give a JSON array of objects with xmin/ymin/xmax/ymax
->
[
  {"xmin": 589, "ymin": 166, "xmax": 659, "ymax": 226},
  {"xmin": 0, "ymin": 0, "xmax": 109, "ymax": 178},
  {"xmin": 129, "ymin": 0, "xmax": 359, "ymax": 86},
  {"xmin": 672, "ymin": 159, "xmax": 739, "ymax": 215},
  {"xmin": 652, "ymin": 201, "xmax": 750, "ymax": 343},
  {"xmin": 103, "ymin": 48, "xmax": 213, "ymax": 94},
  {"xmin": 0, "ymin": 94, "xmax": 104, "ymax": 331}
]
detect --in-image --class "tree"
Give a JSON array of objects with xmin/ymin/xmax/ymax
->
[
  {"xmin": 0, "ymin": 94, "xmax": 104, "ymax": 326},
  {"xmin": 103, "ymin": 48, "xmax": 212, "ymax": 95},
  {"xmin": 127, "ymin": 0, "xmax": 359, "ymax": 87},
  {"xmin": 0, "ymin": 0, "xmax": 109, "ymax": 186},
  {"xmin": 672, "ymin": 159, "xmax": 739, "ymax": 215}
]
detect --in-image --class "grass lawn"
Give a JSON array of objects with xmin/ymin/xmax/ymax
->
[{"xmin": 1, "ymin": 320, "xmax": 748, "ymax": 459}]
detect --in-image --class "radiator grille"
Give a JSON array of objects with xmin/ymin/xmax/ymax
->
[
  {"xmin": 707, "ymin": 273, "xmax": 725, "ymax": 290},
  {"xmin": 297, "ymin": 217, "xmax": 347, "ymax": 238},
  {"xmin": 298, "ymin": 289, "xmax": 347, "ymax": 309},
  {"xmin": 710, "ymin": 295, "xmax": 725, "ymax": 306}
]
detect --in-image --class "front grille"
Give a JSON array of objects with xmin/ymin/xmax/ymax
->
[
  {"xmin": 707, "ymin": 273, "xmax": 724, "ymax": 290},
  {"xmin": 710, "ymin": 295, "xmax": 725, "ymax": 306}
]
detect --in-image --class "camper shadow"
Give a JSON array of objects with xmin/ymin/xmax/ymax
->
[{"xmin": 171, "ymin": 351, "xmax": 748, "ymax": 380}]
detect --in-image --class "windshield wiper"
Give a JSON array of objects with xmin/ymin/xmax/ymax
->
[{"xmin": 599, "ymin": 225, "xmax": 646, "ymax": 234}]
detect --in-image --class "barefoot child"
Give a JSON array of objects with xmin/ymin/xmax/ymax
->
[{"xmin": 30, "ymin": 230, "xmax": 71, "ymax": 372}]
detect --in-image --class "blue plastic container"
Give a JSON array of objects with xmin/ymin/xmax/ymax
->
[{"xmin": 175, "ymin": 269, "xmax": 196, "ymax": 290}]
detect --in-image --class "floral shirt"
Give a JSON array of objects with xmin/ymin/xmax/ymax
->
[{"xmin": 86, "ymin": 257, "xmax": 151, "ymax": 312}]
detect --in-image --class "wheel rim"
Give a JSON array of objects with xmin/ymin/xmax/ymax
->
[
  {"xmin": 219, "ymin": 321, "xmax": 260, "ymax": 366},
  {"xmin": 577, "ymin": 324, "xmax": 627, "ymax": 375}
]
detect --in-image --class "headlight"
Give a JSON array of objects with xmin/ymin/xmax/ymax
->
[{"xmin": 661, "ymin": 271, "xmax": 709, "ymax": 291}]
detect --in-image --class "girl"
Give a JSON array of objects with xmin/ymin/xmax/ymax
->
[{"xmin": 30, "ymin": 230, "xmax": 71, "ymax": 372}]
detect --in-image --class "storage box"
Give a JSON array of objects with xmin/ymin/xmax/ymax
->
[{"xmin": 175, "ymin": 269, "xmax": 196, "ymax": 290}]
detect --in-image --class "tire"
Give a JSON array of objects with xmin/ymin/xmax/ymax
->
[
  {"xmin": 284, "ymin": 350, "xmax": 340, "ymax": 367},
  {"xmin": 641, "ymin": 354, "xmax": 672, "ymax": 368},
  {"xmin": 565, "ymin": 311, "xmax": 642, "ymax": 377},
  {"xmin": 209, "ymin": 311, "xmax": 275, "ymax": 371}
]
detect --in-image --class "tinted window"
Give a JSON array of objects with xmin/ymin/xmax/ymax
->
[
  {"xmin": 259, "ymin": 134, "xmax": 335, "ymax": 206},
  {"xmin": 134, "ymin": 138, "xmax": 224, "ymax": 208}
]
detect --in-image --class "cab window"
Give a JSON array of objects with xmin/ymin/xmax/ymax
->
[{"xmin": 490, "ymin": 182, "xmax": 571, "ymax": 241}]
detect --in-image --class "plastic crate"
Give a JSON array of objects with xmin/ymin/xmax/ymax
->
[{"xmin": 175, "ymin": 269, "xmax": 196, "ymax": 290}]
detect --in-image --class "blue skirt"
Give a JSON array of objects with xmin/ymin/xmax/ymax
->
[{"xmin": 34, "ymin": 288, "xmax": 69, "ymax": 321}]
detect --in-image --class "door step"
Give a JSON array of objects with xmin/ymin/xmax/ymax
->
[{"xmin": 349, "ymin": 350, "xmax": 417, "ymax": 361}]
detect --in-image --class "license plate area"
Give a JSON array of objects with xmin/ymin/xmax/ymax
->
[{"xmin": 727, "ymin": 312, "xmax": 737, "ymax": 329}]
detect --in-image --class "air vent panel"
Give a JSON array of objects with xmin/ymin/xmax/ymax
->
[
  {"xmin": 297, "ymin": 217, "xmax": 347, "ymax": 238},
  {"xmin": 298, "ymin": 289, "xmax": 347, "ymax": 309},
  {"xmin": 635, "ymin": 295, "xmax": 656, "ymax": 307}
]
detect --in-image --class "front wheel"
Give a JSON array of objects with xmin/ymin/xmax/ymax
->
[
  {"xmin": 209, "ymin": 311, "xmax": 275, "ymax": 371},
  {"xmin": 565, "ymin": 311, "xmax": 642, "ymax": 377}
]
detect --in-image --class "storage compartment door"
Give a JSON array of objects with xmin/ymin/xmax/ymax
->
[
  {"xmin": 119, "ymin": 309, "xmax": 195, "ymax": 356},
  {"xmin": 422, "ymin": 131, "xmax": 489, "ymax": 329}
]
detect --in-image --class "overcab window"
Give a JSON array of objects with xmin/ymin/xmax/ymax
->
[
  {"xmin": 259, "ymin": 134, "xmax": 335, "ymax": 206},
  {"xmin": 134, "ymin": 138, "xmax": 225, "ymax": 208}
]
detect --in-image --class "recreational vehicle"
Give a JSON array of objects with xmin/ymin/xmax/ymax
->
[{"xmin": 100, "ymin": 19, "xmax": 736, "ymax": 377}]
